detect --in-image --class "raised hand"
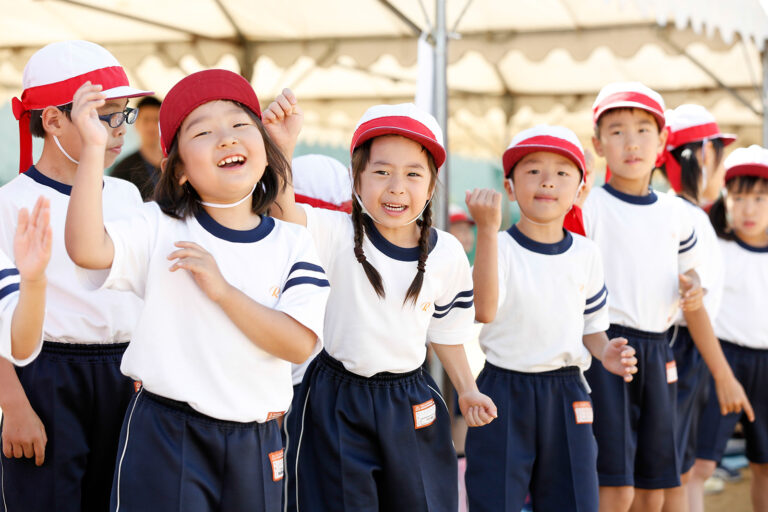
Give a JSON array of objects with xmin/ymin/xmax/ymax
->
[
  {"xmin": 167, "ymin": 241, "xmax": 230, "ymax": 303},
  {"xmin": 14, "ymin": 196, "xmax": 52, "ymax": 284},
  {"xmin": 465, "ymin": 188, "xmax": 502, "ymax": 232},
  {"xmin": 262, "ymin": 88, "xmax": 303, "ymax": 157},
  {"xmin": 69, "ymin": 81, "xmax": 108, "ymax": 148},
  {"xmin": 601, "ymin": 337, "xmax": 638, "ymax": 382}
]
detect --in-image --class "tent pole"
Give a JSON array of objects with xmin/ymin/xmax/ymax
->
[
  {"xmin": 763, "ymin": 49, "xmax": 768, "ymax": 147},
  {"xmin": 434, "ymin": 0, "xmax": 448, "ymax": 232}
]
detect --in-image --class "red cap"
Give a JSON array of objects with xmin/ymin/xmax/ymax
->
[
  {"xmin": 502, "ymin": 125, "xmax": 586, "ymax": 179},
  {"xmin": 593, "ymin": 82, "xmax": 666, "ymax": 129},
  {"xmin": 159, "ymin": 69, "xmax": 261, "ymax": 156},
  {"xmin": 724, "ymin": 145, "xmax": 768, "ymax": 182},
  {"xmin": 449, "ymin": 204, "xmax": 474, "ymax": 225}
]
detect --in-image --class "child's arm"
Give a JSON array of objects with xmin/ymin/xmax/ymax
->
[
  {"xmin": 0, "ymin": 359, "xmax": 46, "ymax": 466},
  {"xmin": 430, "ymin": 343, "xmax": 497, "ymax": 427},
  {"xmin": 465, "ymin": 188, "xmax": 502, "ymax": 323},
  {"xmin": 583, "ymin": 332, "xmax": 637, "ymax": 382},
  {"xmin": 262, "ymin": 89, "xmax": 307, "ymax": 227},
  {"xmin": 10, "ymin": 197, "xmax": 51, "ymax": 360},
  {"xmin": 64, "ymin": 82, "xmax": 116, "ymax": 270},
  {"xmin": 680, "ymin": 284, "xmax": 755, "ymax": 421},
  {"xmin": 167, "ymin": 242, "xmax": 316, "ymax": 363}
]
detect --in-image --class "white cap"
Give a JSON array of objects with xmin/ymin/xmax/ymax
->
[
  {"xmin": 593, "ymin": 82, "xmax": 665, "ymax": 128},
  {"xmin": 292, "ymin": 154, "xmax": 352, "ymax": 211},
  {"xmin": 503, "ymin": 124, "xmax": 585, "ymax": 177}
]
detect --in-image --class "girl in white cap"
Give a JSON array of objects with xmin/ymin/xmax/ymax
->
[{"xmin": 266, "ymin": 94, "xmax": 497, "ymax": 511}]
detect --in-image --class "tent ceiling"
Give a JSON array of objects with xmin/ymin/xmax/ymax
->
[{"xmin": 0, "ymin": 0, "xmax": 766, "ymax": 158}]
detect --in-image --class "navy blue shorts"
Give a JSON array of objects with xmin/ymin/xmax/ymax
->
[
  {"xmin": 284, "ymin": 350, "xmax": 457, "ymax": 512},
  {"xmin": 670, "ymin": 325, "xmax": 711, "ymax": 474},
  {"xmin": 0, "ymin": 341, "xmax": 132, "ymax": 512},
  {"xmin": 110, "ymin": 388, "xmax": 283, "ymax": 512},
  {"xmin": 465, "ymin": 363, "xmax": 599, "ymax": 512},
  {"xmin": 585, "ymin": 325, "xmax": 680, "ymax": 489},
  {"xmin": 697, "ymin": 340, "xmax": 768, "ymax": 464}
]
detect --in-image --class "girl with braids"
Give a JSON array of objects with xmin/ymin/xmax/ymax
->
[
  {"xmin": 265, "ymin": 97, "xmax": 497, "ymax": 512},
  {"xmin": 688, "ymin": 145, "xmax": 768, "ymax": 512},
  {"xmin": 656, "ymin": 105, "xmax": 753, "ymax": 512}
]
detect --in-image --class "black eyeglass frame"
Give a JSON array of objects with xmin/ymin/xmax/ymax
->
[{"xmin": 58, "ymin": 106, "xmax": 139, "ymax": 129}]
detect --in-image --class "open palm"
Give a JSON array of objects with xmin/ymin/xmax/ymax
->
[{"xmin": 14, "ymin": 196, "xmax": 52, "ymax": 282}]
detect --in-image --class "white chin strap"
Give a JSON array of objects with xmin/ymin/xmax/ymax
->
[
  {"xmin": 700, "ymin": 138, "xmax": 709, "ymax": 191},
  {"xmin": 198, "ymin": 184, "xmax": 257, "ymax": 208},
  {"xmin": 54, "ymin": 135, "xmax": 79, "ymax": 164},
  {"xmin": 353, "ymin": 190, "xmax": 432, "ymax": 226}
]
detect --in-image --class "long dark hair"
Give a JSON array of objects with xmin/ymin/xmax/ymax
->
[
  {"xmin": 153, "ymin": 101, "xmax": 289, "ymax": 219},
  {"xmin": 710, "ymin": 175, "xmax": 768, "ymax": 240},
  {"xmin": 664, "ymin": 139, "xmax": 724, "ymax": 203},
  {"xmin": 350, "ymin": 138, "xmax": 438, "ymax": 306}
]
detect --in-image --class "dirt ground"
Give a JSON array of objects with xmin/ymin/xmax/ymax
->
[{"xmin": 705, "ymin": 468, "xmax": 752, "ymax": 511}]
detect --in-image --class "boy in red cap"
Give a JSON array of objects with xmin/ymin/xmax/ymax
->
[{"xmin": 0, "ymin": 40, "xmax": 150, "ymax": 512}]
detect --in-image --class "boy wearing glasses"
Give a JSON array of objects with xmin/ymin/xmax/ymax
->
[{"xmin": 0, "ymin": 40, "xmax": 150, "ymax": 512}]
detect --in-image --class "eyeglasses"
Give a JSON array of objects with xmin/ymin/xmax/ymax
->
[{"xmin": 59, "ymin": 106, "xmax": 139, "ymax": 129}]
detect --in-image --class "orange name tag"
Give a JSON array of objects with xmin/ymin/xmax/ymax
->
[
  {"xmin": 133, "ymin": 381, "xmax": 142, "ymax": 393},
  {"xmin": 269, "ymin": 449, "xmax": 284, "ymax": 481},
  {"xmin": 666, "ymin": 361, "xmax": 678, "ymax": 384},
  {"xmin": 573, "ymin": 401, "xmax": 594, "ymax": 424},
  {"xmin": 413, "ymin": 399, "xmax": 436, "ymax": 429},
  {"xmin": 266, "ymin": 411, "xmax": 285, "ymax": 421}
]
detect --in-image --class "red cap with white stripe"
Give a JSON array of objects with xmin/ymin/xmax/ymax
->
[
  {"xmin": 449, "ymin": 204, "xmax": 474, "ymax": 225},
  {"xmin": 12, "ymin": 40, "xmax": 153, "ymax": 173},
  {"xmin": 350, "ymin": 103, "xmax": 446, "ymax": 169},
  {"xmin": 658, "ymin": 104, "xmax": 736, "ymax": 192},
  {"xmin": 502, "ymin": 125, "xmax": 586, "ymax": 178},
  {"xmin": 724, "ymin": 145, "xmax": 768, "ymax": 182},
  {"xmin": 292, "ymin": 154, "xmax": 352, "ymax": 212},
  {"xmin": 592, "ymin": 82, "xmax": 666, "ymax": 129}
]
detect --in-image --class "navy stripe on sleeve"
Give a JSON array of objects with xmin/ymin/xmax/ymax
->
[
  {"xmin": 0, "ymin": 283, "xmax": 20, "ymax": 301},
  {"xmin": 584, "ymin": 296, "xmax": 608, "ymax": 315},
  {"xmin": 586, "ymin": 284, "xmax": 607, "ymax": 306},
  {"xmin": 282, "ymin": 276, "xmax": 330, "ymax": 293},
  {"xmin": 287, "ymin": 261, "xmax": 325, "ymax": 279},
  {"xmin": 434, "ymin": 290, "xmax": 473, "ymax": 312},
  {"xmin": 679, "ymin": 235, "xmax": 698, "ymax": 254},
  {"xmin": 432, "ymin": 300, "xmax": 474, "ymax": 319},
  {"xmin": 0, "ymin": 268, "xmax": 20, "ymax": 281},
  {"xmin": 680, "ymin": 231, "xmax": 696, "ymax": 246}
]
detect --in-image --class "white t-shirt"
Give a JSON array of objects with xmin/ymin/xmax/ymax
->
[
  {"xmin": 479, "ymin": 226, "xmax": 609, "ymax": 373},
  {"xmin": 302, "ymin": 205, "xmax": 476, "ymax": 377},
  {"xmin": 0, "ymin": 167, "xmax": 142, "ymax": 343},
  {"xmin": 714, "ymin": 237, "xmax": 768, "ymax": 349},
  {"xmin": 583, "ymin": 184, "xmax": 700, "ymax": 332},
  {"xmin": 675, "ymin": 198, "xmax": 723, "ymax": 326},
  {"xmin": 82, "ymin": 204, "xmax": 329, "ymax": 422},
  {"xmin": 0, "ymin": 249, "xmax": 43, "ymax": 366}
]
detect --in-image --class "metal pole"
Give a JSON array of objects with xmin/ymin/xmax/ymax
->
[
  {"xmin": 763, "ymin": 49, "xmax": 768, "ymax": 147},
  {"xmin": 434, "ymin": 0, "xmax": 449, "ymax": 232}
]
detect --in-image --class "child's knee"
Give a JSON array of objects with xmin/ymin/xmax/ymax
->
[
  {"xmin": 690, "ymin": 459, "xmax": 716, "ymax": 481},
  {"xmin": 750, "ymin": 462, "xmax": 768, "ymax": 480}
]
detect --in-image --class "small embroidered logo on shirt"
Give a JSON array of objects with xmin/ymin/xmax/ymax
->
[
  {"xmin": 269, "ymin": 449, "xmax": 284, "ymax": 481},
  {"xmin": 420, "ymin": 302, "xmax": 432, "ymax": 313},
  {"xmin": 266, "ymin": 411, "xmax": 285, "ymax": 421},
  {"xmin": 573, "ymin": 401, "xmax": 593, "ymax": 424},
  {"xmin": 270, "ymin": 286, "xmax": 281, "ymax": 298},
  {"xmin": 666, "ymin": 361, "xmax": 678, "ymax": 384},
  {"xmin": 413, "ymin": 399, "xmax": 436, "ymax": 429}
]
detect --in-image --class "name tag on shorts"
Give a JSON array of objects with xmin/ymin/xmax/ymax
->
[
  {"xmin": 573, "ymin": 401, "xmax": 594, "ymax": 424},
  {"xmin": 666, "ymin": 361, "xmax": 678, "ymax": 384},
  {"xmin": 413, "ymin": 399, "xmax": 436, "ymax": 429},
  {"xmin": 269, "ymin": 449, "xmax": 284, "ymax": 481},
  {"xmin": 266, "ymin": 411, "xmax": 285, "ymax": 421}
]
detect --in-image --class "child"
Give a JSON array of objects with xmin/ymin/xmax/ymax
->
[
  {"xmin": 292, "ymin": 153, "xmax": 353, "ymax": 213},
  {"xmin": 0, "ymin": 40, "xmax": 149, "ymax": 512},
  {"xmin": 464, "ymin": 125, "xmax": 637, "ymax": 511},
  {"xmin": 689, "ymin": 145, "xmax": 768, "ymax": 511},
  {"xmin": 0, "ymin": 197, "xmax": 51, "ymax": 365},
  {"xmin": 64, "ymin": 69, "xmax": 330, "ymax": 511},
  {"xmin": 448, "ymin": 204, "xmax": 476, "ymax": 255},
  {"xmin": 582, "ymin": 82, "xmax": 710, "ymax": 512},
  {"xmin": 656, "ymin": 104, "xmax": 753, "ymax": 512},
  {"xmin": 267, "ymin": 98, "xmax": 497, "ymax": 511}
]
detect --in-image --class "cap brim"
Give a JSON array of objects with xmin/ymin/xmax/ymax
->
[
  {"xmin": 595, "ymin": 102, "xmax": 665, "ymax": 129},
  {"xmin": 720, "ymin": 134, "xmax": 737, "ymax": 146},
  {"xmin": 103, "ymin": 85, "xmax": 154, "ymax": 100},
  {"xmin": 503, "ymin": 145, "xmax": 585, "ymax": 177},
  {"xmin": 353, "ymin": 126, "xmax": 446, "ymax": 169}
]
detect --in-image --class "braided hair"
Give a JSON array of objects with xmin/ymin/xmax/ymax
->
[{"xmin": 350, "ymin": 137, "xmax": 438, "ymax": 306}]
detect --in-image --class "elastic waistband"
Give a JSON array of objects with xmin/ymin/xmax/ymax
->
[
  {"xmin": 484, "ymin": 361, "xmax": 582, "ymax": 379},
  {"xmin": 317, "ymin": 350, "xmax": 424, "ymax": 386},
  {"xmin": 141, "ymin": 390, "xmax": 271, "ymax": 429},
  {"xmin": 720, "ymin": 339, "xmax": 768, "ymax": 356},
  {"xmin": 608, "ymin": 324, "xmax": 669, "ymax": 342},
  {"xmin": 41, "ymin": 341, "xmax": 129, "ymax": 357}
]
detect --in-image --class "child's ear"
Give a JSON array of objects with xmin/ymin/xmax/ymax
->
[
  {"xmin": 160, "ymin": 157, "xmax": 169, "ymax": 173},
  {"xmin": 657, "ymin": 125, "xmax": 669, "ymax": 154},
  {"xmin": 503, "ymin": 177, "xmax": 516, "ymax": 202},
  {"xmin": 41, "ymin": 106, "xmax": 67, "ymax": 136},
  {"xmin": 591, "ymin": 135, "xmax": 605, "ymax": 158}
]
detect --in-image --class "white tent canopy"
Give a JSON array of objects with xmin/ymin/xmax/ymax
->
[{"xmin": 1, "ymin": 0, "xmax": 766, "ymax": 159}]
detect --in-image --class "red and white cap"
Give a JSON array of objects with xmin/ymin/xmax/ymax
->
[
  {"xmin": 159, "ymin": 69, "xmax": 261, "ymax": 157},
  {"xmin": 12, "ymin": 40, "xmax": 152, "ymax": 173},
  {"xmin": 502, "ymin": 125, "xmax": 586, "ymax": 178},
  {"xmin": 292, "ymin": 154, "xmax": 353, "ymax": 212},
  {"xmin": 592, "ymin": 82, "xmax": 666, "ymax": 129},
  {"xmin": 449, "ymin": 204, "xmax": 474, "ymax": 225},
  {"xmin": 350, "ymin": 103, "xmax": 446, "ymax": 169},
  {"xmin": 657, "ymin": 104, "xmax": 737, "ymax": 192},
  {"xmin": 724, "ymin": 145, "xmax": 768, "ymax": 182}
]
